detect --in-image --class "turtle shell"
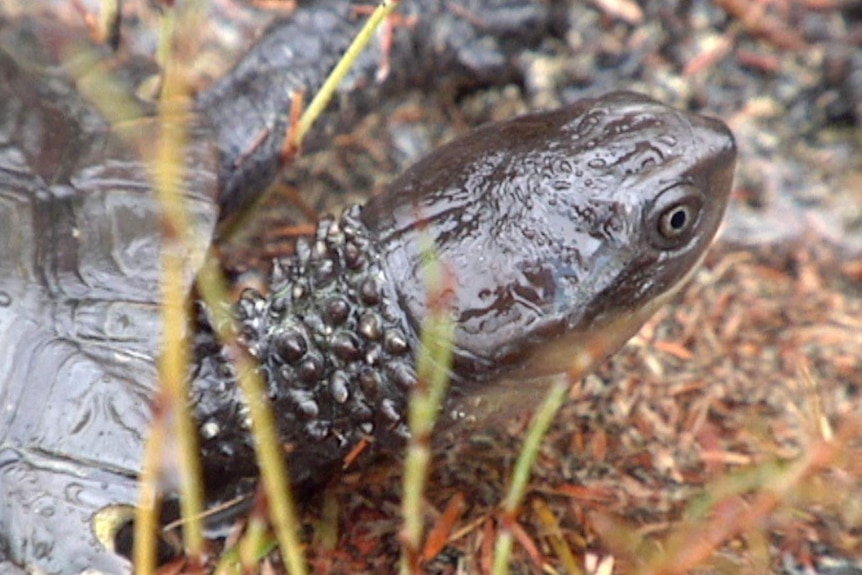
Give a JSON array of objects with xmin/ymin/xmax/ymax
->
[
  {"xmin": 0, "ymin": 0, "xmax": 378, "ymax": 566},
  {"xmin": 0, "ymin": 25, "xmax": 218, "ymax": 574}
]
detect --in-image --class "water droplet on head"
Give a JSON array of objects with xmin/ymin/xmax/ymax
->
[
  {"xmin": 34, "ymin": 540, "xmax": 54, "ymax": 559},
  {"xmin": 0, "ymin": 291, "xmax": 10, "ymax": 307},
  {"xmin": 64, "ymin": 482, "xmax": 84, "ymax": 504},
  {"xmin": 37, "ymin": 501, "xmax": 55, "ymax": 518},
  {"xmin": 201, "ymin": 421, "xmax": 220, "ymax": 439}
]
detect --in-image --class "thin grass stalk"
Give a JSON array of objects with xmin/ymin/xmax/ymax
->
[
  {"xmin": 199, "ymin": 2, "xmax": 404, "ymax": 570},
  {"xmin": 134, "ymin": 3, "xmax": 210, "ymax": 570},
  {"xmin": 65, "ymin": 38, "xmax": 167, "ymax": 575},
  {"xmin": 213, "ymin": 520, "xmax": 277, "ymax": 575},
  {"xmin": 239, "ymin": 501, "xmax": 277, "ymax": 570},
  {"xmin": 133, "ymin": 397, "xmax": 167, "ymax": 575},
  {"xmin": 67, "ymin": 0, "xmax": 402, "ymax": 570},
  {"xmin": 532, "ymin": 497, "xmax": 581, "ymax": 575},
  {"xmin": 400, "ymin": 248, "xmax": 455, "ymax": 575},
  {"xmin": 66, "ymin": 46, "xmax": 143, "ymax": 127},
  {"xmin": 196, "ymin": 257, "xmax": 308, "ymax": 575},
  {"xmin": 294, "ymin": 0, "xmax": 400, "ymax": 144},
  {"xmin": 313, "ymin": 490, "xmax": 340, "ymax": 551},
  {"xmin": 150, "ymin": 3, "xmax": 208, "ymax": 566},
  {"xmin": 492, "ymin": 378, "xmax": 569, "ymax": 575},
  {"xmin": 61, "ymin": 32, "xmax": 168, "ymax": 575}
]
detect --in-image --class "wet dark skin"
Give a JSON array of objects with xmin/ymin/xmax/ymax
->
[
  {"xmin": 0, "ymin": 32, "xmax": 735, "ymax": 575},
  {"xmin": 363, "ymin": 92, "xmax": 736, "ymax": 429}
]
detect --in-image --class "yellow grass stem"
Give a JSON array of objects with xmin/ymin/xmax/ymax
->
[
  {"xmin": 400, "ymin": 248, "xmax": 455, "ymax": 575},
  {"xmin": 133, "ymin": 400, "xmax": 166, "ymax": 575},
  {"xmin": 214, "ymin": 523, "xmax": 277, "ymax": 575},
  {"xmin": 294, "ymin": 0, "xmax": 400, "ymax": 144},
  {"xmin": 313, "ymin": 490, "xmax": 341, "ymax": 551},
  {"xmin": 532, "ymin": 497, "xmax": 581, "ymax": 575},
  {"xmin": 239, "ymin": 508, "xmax": 277, "ymax": 569},
  {"xmin": 493, "ymin": 378, "xmax": 568, "ymax": 575},
  {"xmin": 134, "ymin": 4, "xmax": 208, "ymax": 572},
  {"xmin": 196, "ymin": 257, "xmax": 308, "ymax": 575}
]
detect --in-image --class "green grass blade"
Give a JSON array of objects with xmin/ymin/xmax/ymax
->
[
  {"xmin": 493, "ymin": 377, "xmax": 569, "ymax": 575},
  {"xmin": 295, "ymin": 0, "xmax": 400, "ymax": 144},
  {"xmin": 196, "ymin": 257, "xmax": 308, "ymax": 575},
  {"xmin": 400, "ymin": 241, "xmax": 456, "ymax": 574}
]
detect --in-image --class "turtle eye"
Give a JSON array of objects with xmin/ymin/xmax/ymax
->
[
  {"xmin": 659, "ymin": 203, "xmax": 693, "ymax": 238},
  {"xmin": 647, "ymin": 184, "xmax": 704, "ymax": 249}
]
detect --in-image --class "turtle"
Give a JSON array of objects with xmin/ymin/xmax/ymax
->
[{"xmin": 0, "ymin": 2, "xmax": 736, "ymax": 573}]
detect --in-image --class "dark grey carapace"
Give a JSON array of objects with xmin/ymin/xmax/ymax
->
[{"xmin": 363, "ymin": 92, "xmax": 736, "ymax": 394}]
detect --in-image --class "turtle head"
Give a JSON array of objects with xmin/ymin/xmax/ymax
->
[{"xmin": 361, "ymin": 92, "xmax": 736, "ymax": 382}]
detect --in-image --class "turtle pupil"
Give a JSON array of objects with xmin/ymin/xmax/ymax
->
[
  {"xmin": 669, "ymin": 209, "xmax": 687, "ymax": 230},
  {"xmin": 658, "ymin": 204, "xmax": 693, "ymax": 240}
]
